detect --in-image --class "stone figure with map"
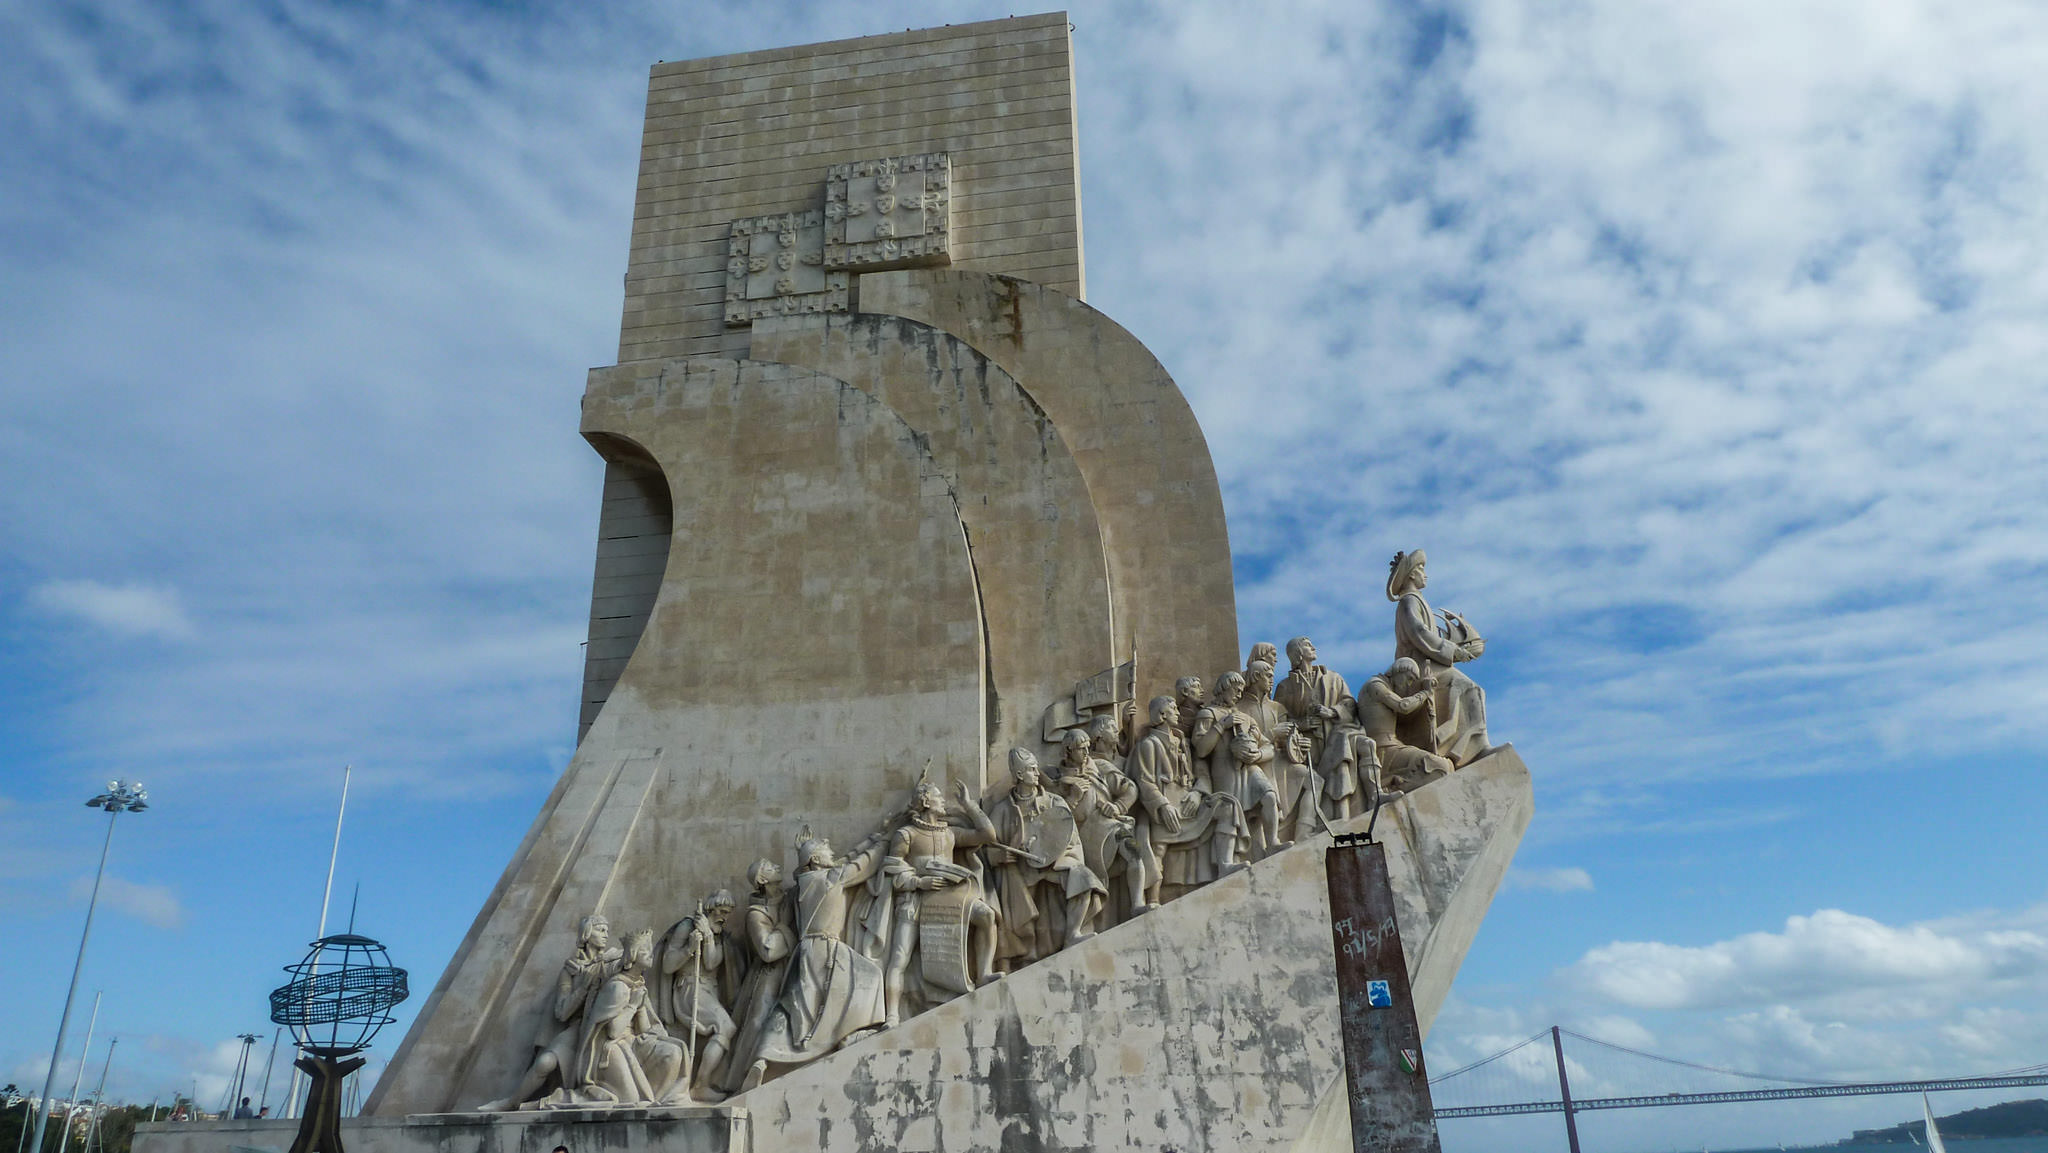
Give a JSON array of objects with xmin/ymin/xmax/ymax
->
[
  {"xmin": 965, "ymin": 749, "xmax": 1106, "ymax": 967},
  {"xmin": 1052, "ymin": 728, "xmax": 1151, "ymax": 922},
  {"xmin": 1129, "ymin": 696, "xmax": 1250, "ymax": 903},
  {"xmin": 572, "ymin": 929, "xmax": 689, "ymax": 1106}
]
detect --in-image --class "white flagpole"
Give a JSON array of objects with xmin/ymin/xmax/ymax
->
[{"xmin": 284, "ymin": 766, "xmax": 351, "ymax": 1121}]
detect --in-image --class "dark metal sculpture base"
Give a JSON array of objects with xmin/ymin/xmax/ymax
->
[
  {"xmin": 1327, "ymin": 832, "xmax": 1443, "ymax": 1153},
  {"xmin": 288, "ymin": 1049, "xmax": 366, "ymax": 1153}
]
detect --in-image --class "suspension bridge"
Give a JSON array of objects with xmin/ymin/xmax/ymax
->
[{"xmin": 1427, "ymin": 1026, "xmax": 2048, "ymax": 1145}]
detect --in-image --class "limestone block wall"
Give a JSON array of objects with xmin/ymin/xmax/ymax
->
[
  {"xmin": 861, "ymin": 269, "xmax": 1240, "ymax": 701},
  {"xmin": 620, "ymin": 13, "xmax": 1084, "ymax": 366},
  {"xmin": 752, "ymin": 312, "xmax": 1114, "ymax": 770}
]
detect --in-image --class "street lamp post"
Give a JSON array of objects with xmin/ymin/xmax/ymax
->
[{"xmin": 27, "ymin": 782, "xmax": 147, "ymax": 1153}]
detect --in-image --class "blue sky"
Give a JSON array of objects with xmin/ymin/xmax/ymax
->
[{"xmin": 3, "ymin": 0, "xmax": 2046, "ymax": 1148}]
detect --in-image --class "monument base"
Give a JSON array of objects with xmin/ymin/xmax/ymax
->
[
  {"xmin": 142, "ymin": 749, "xmax": 1528, "ymax": 1153},
  {"xmin": 133, "ymin": 1105, "xmax": 747, "ymax": 1153}
]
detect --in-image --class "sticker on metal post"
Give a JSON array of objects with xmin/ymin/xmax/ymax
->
[{"xmin": 1366, "ymin": 979, "xmax": 1394, "ymax": 1008}]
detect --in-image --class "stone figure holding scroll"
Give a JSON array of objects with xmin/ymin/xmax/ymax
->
[
  {"xmin": 1388, "ymin": 549, "xmax": 1493, "ymax": 766},
  {"xmin": 869, "ymin": 775, "xmax": 1000, "ymax": 1027},
  {"xmin": 714, "ymin": 860, "xmax": 796, "ymax": 1096},
  {"xmin": 656, "ymin": 890, "xmax": 737, "ymax": 1096},
  {"xmin": 476, "ymin": 913, "xmax": 624, "ymax": 1110},
  {"xmin": 744, "ymin": 826, "xmax": 892, "ymax": 1086},
  {"xmin": 961, "ymin": 749, "xmax": 1106, "ymax": 967},
  {"xmin": 1127, "ymin": 696, "xmax": 1248, "ymax": 903}
]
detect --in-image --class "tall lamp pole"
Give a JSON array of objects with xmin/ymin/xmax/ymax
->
[{"xmin": 28, "ymin": 782, "xmax": 148, "ymax": 1153}]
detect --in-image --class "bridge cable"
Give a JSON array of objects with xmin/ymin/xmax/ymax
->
[{"xmin": 1557, "ymin": 1028, "xmax": 1854, "ymax": 1087}]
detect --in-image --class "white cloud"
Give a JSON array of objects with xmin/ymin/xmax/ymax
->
[
  {"xmin": 29, "ymin": 580, "xmax": 195, "ymax": 641},
  {"xmin": 1565, "ymin": 906, "xmax": 2048, "ymax": 1014},
  {"xmin": 66, "ymin": 874, "xmax": 185, "ymax": 930},
  {"xmin": 1509, "ymin": 866, "xmax": 1594, "ymax": 892}
]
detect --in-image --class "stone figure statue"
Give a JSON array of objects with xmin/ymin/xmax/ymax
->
[
  {"xmin": 1173, "ymin": 675, "xmax": 1206, "ymax": 747},
  {"xmin": 476, "ymin": 913, "xmax": 624, "ymax": 1111},
  {"xmin": 864, "ymin": 774, "xmax": 1000, "ymax": 1027},
  {"xmin": 743, "ymin": 825, "xmax": 893, "ymax": 1087},
  {"xmin": 1127, "ymin": 696, "xmax": 1248, "ymax": 904},
  {"xmin": 1244, "ymin": 658, "xmax": 1324, "ymax": 843},
  {"xmin": 1190, "ymin": 672, "xmax": 1282, "ymax": 861},
  {"xmin": 1051, "ymin": 728, "xmax": 1153, "ymax": 922},
  {"xmin": 714, "ymin": 860, "xmax": 796, "ymax": 1096},
  {"xmin": 571, "ymin": 928, "xmax": 690, "ymax": 1106},
  {"xmin": 656, "ymin": 890, "xmax": 737, "ymax": 1096},
  {"xmin": 1084, "ymin": 709, "xmax": 1131, "ymax": 767},
  {"xmin": 1275, "ymin": 636, "xmax": 1374, "ymax": 820},
  {"xmin": 1246, "ymin": 641, "xmax": 1279, "ymax": 680},
  {"xmin": 959, "ymin": 749, "xmax": 1107, "ymax": 968},
  {"xmin": 1388, "ymin": 550, "xmax": 1493, "ymax": 766},
  {"xmin": 1360, "ymin": 657, "xmax": 1457, "ymax": 791}
]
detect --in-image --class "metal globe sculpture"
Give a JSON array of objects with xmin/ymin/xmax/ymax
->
[
  {"xmin": 269, "ymin": 933, "xmax": 409, "ymax": 1055},
  {"xmin": 268, "ymin": 933, "xmax": 407, "ymax": 1153}
]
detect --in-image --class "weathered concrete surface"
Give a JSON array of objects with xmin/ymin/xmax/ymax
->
[
  {"xmin": 859, "ymin": 269, "xmax": 1239, "ymax": 703},
  {"xmin": 135, "ymin": 1106, "xmax": 747, "ymax": 1153},
  {"xmin": 622, "ymin": 14, "xmax": 1085, "ymax": 366},
  {"xmin": 753, "ymin": 312, "xmax": 1114, "ymax": 770},
  {"xmin": 729, "ymin": 747, "xmax": 1532, "ymax": 1153},
  {"xmin": 367, "ymin": 359, "xmax": 987, "ymax": 1117}
]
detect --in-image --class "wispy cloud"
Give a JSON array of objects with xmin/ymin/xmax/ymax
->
[
  {"xmin": 1509, "ymin": 866, "xmax": 1594, "ymax": 892},
  {"xmin": 29, "ymin": 580, "xmax": 195, "ymax": 641},
  {"xmin": 66, "ymin": 873, "xmax": 185, "ymax": 930}
]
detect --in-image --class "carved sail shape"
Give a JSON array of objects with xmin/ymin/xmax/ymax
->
[
  {"xmin": 365, "ymin": 361, "xmax": 988, "ymax": 1116},
  {"xmin": 752, "ymin": 313, "xmax": 1115, "ymax": 773}
]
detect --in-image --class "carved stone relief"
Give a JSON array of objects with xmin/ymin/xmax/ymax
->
[
  {"xmin": 720, "ymin": 154, "xmax": 951, "ymax": 327},
  {"xmin": 476, "ymin": 551, "xmax": 1504, "ymax": 1111},
  {"xmin": 824, "ymin": 152, "xmax": 951, "ymax": 270},
  {"xmin": 721, "ymin": 210, "xmax": 849, "ymax": 327}
]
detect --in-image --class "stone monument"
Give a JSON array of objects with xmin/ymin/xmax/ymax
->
[{"xmin": 136, "ymin": 14, "xmax": 1530, "ymax": 1153}]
